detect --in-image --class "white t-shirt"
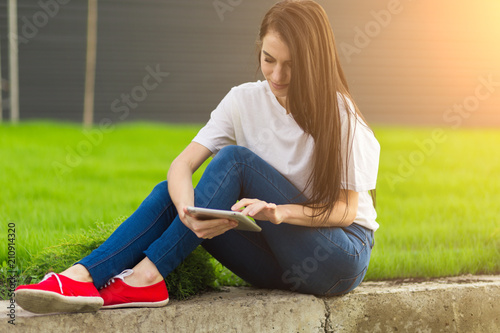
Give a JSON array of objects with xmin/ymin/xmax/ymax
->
[{"xmin": 192, "ymin": 80, "xmax": 380, "ymax": 231}]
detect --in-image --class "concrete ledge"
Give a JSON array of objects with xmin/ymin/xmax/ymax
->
[
  {"xmin": 2, "ymin": 275, "xmax": 499, "ymax": 332},
  {"xmin": 324, "ymin": 275, "xmax": 500, "ymax": 332}
]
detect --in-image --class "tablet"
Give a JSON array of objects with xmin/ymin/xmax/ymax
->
[{"xmin": 186, "ymin": 206, "xmax": 262, "ymax": 232}]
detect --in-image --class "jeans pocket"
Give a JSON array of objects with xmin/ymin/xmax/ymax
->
[
  {"xmin": 317, "ymin": 227, "xmax": 367, "ymax": 257},
  {"xmin": 324, "ymin": 266, "xmax": 368, "ymax": 296}
]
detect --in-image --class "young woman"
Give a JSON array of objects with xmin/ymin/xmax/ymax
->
[{"xmin": 16, "ymin": 0, "xmax": 380, "ymax": 314}]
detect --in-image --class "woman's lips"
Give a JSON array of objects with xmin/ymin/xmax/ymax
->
[{"xmin": 271, "ymin": 81, "xmax": 289, "ymax": 90}]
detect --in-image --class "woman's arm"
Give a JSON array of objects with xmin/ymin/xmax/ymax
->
[
  {"xmin": 233, "ymin": 189, "xmax": 359, "ymax": 227},
  {"xmin": 167, "ymin": 142, "xmax": 211, "ymax": 212},
  {"xmin": 167, "ymin": 142, "xmax": 237, "ymax": 238}
]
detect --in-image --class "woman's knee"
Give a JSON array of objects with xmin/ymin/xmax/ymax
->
[
  {"xmin": 204, "ymin": 146, "xmax": 254, "ymax": 177},
  {"xmin": 151, "ymin": 180, "xmax": 170, "ymax": 198},
  {"xmin": 215, "ymin": 145, "xmax": 255, "ymax": 164}
]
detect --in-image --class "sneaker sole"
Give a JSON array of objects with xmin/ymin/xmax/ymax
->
[
  {"xmin": 102, "ymin": 298, "xmax": 169, "ymax": 309},
  {"xmin": 16, "ymin": 289, "xmax": 103, "ymax": 314}
]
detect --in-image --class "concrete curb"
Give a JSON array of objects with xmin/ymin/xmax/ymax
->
[{"xmin": 2, "ymin": 275, "xmax": 499, "ymax": 332}]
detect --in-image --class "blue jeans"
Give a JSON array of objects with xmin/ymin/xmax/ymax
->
[{"xmin": 78, "ymin": 145, "xmax": 374, "ymax": 296}]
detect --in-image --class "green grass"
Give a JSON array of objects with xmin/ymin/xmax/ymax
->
[
  {"xmin": 0, "ymin": 121, "xmax": 206, "ymax": 267},
  {"xmin": 373, "ymin": 127, "xmax": 500, "ymax": 279},
  {"xmin": 0, "ymin": 122, "xmax": 499, "ymax": 284}
]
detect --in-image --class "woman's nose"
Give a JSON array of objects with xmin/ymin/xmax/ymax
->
[{"xmin": 273, "ymin": 66, "xmax": 286, "ymax": 83}]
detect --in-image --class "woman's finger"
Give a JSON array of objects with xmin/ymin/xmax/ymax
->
[
  {"xmin": 201, "ymin": 221, "xmax": 238, "ymax": 239},
  {"xmin": 191, "ymin": 218, "xmax": 237, "ymax": 238},
  {"xmin": 190, "ymin": 218, "xmax": 228, "ymax": 231},
  {"xmin": 235, "ymin": 199, "xmax": 261, "ymax": 215},
  {"xmin": 244, "ymin": 201, "xmax": 281, "ymax": 223},
  {"xmin": 231, "ymin": 198, "xmax": 256, "ymax": 211},
  {"xmin": 245, "ymin": 200, "xmax": 270, "ymax": 217}
]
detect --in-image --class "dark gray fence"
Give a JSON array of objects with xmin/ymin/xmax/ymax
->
[
  {"xmin": 1, "ymin": 0, "xmax": 499, "ymax": 126},
  {"xmin": 0, "ymin": 0, "xmax": 267, "ymax": 124}
]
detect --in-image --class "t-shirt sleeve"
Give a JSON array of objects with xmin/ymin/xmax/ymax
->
[
  {"xmin": 192, "ymin": 88, "xmax": 237, "ymax": 154},
  {"xmin": 339, "ymin": 97, "xmax": 380, "ymax": 192}
]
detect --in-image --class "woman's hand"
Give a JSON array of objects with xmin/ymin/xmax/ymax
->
[
  {"xmin": 180, "ymin": 207, "xmax": 238, "ymax": 239},
  {"xmin": 231, "ymin": 198, "xmax": 285, "ymax": 225}
]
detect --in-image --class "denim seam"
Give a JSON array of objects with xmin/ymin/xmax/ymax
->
[
  {"xmin": 148, "ymin": 226, "xmax": 193, "ymax": 267},
  {"xmin": 239, "ymin": 161, "xmax": 299, "ymax": 202},
  {"xmin": 343, "ymin": 227, "xmax": 369, "ymax": 245},
  {"xmin": 325, "ymin": 265, "xmax": 368, "ymax": 296},
  {"xmin": 231, "ymin": 229, "xmax": 275, "ymax": 256},
  {"xmin": 85, "ymin": 201, "xmax": 174, "ymax": 271},
  {"xmin": 316, "ymin": 228, "xmax": 367, "ymax": 257},
  {"xmin": 204, "ymin": 161, "xmax": 298, "ymax": 206}
]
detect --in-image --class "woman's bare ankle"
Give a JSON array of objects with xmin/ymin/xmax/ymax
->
[
  {"xmin": 124, "ymin": 269, "xmax": 163, "ymax": 287},
  {"xmin": 60, "ymin": 264, "xmax": 93, "ymax": 283},
  {"xmin": 124, "ymin": 257, "xmax": 164, "ymax": 287}
]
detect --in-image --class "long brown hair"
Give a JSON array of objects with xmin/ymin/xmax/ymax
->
[{"xmin": 257, "ymin": 0, "xmax": 374, "ymax": 224}]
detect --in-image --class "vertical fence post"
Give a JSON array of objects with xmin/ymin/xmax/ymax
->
[
  {"xmin": 83, "ymin": 0, "xmax": 98, "ymax": 127},
  {"xmin": 8, "ymin": 0, "xmax": 19, "ymax": 124}
]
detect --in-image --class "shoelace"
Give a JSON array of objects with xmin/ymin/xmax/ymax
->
[
  {"xmin": 41, "ymin": 272, "xmax": 64, "ymax": 294},
  {"xmin": 100, "ymin": 269, "xmax": 134, "ymax": 289}
]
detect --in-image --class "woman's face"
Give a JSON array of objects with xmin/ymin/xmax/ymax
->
[{"xmin": 260, "ymin": 30, "xmax": 291, "ymax": 108}]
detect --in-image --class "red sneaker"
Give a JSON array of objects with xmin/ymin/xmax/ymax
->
[
  {"xmin": 15, "ymin": 273, "xmax": 103, "ymax": 314},
  {"xmin": 99, "ymin": 269, "xmax": 169, "ymax": 309}
]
